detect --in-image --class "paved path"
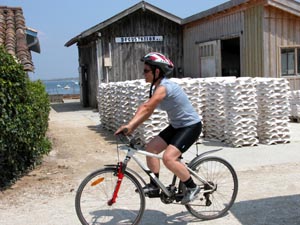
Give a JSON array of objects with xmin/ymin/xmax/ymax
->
[{"xmin": 0, "ymin": 100, "xmax": 299, "ymax": 225}]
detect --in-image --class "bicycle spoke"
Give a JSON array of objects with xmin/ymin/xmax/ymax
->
[
  {"xmin": 75, "ymin": 168, "xmax": 145, "ymax": 225},
  {"xmin": 185, "ymin": 157, "xmax": 238, "ymax": 220}
]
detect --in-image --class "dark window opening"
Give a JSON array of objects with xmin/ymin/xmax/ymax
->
[{"xmin": 281, "ymin": 48, "xmax": 295, "ymax": 76}]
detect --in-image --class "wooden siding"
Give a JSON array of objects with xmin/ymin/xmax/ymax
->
[
  {"xmin": 78, "ymin": 42, "xmax": 99, "ymax": 108},
  {"xmin": 242, "ymin": 4, "xmax": 264, "ymax": 77},
  {"xmin": 183, "ymin": 1, "xmax": 300, "ymax": 90},
  {"xmin": 263, "ymin": 5, "xmax": 300, "ymax": 89},
  {"xmin": 183, "ymin": 11, "xmax": 244, "ymax": 77},
  {"xmin": 287, "ymin": 76, "xmax": 300, "ymax": 90},
  {"xmin": 100, "ymin": 10, "xmax": 182, "ymax": 82},
  {"xmin": 77, "ymin": 9, "xmax": 182, "ymax": 108},
  {"xmin": 74, "ymin": 0, "xmax": 300, "ymax": 109}
]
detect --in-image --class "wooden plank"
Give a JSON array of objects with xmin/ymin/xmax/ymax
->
[
  {"xmin": 258, "ymin": 5, "xmax": 263, "ymax": 76},
  {"xmin": 253, "ymin": 6, "xmax": 258, "ymax": 76},
  {"xmin": 269, "ymin": 8, "xmax": 277, "ymax": 77},
  {"xmin": 240, "ymin": 11, "xmax": 245, "ymax": 76},
  {"xmin": 262, "ymin": 7, "xmax": 267, "ymax": 77}
]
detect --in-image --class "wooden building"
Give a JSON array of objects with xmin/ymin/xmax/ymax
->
[
  {"xmin": 65, "ymin": 1, "xmax": 182, "ymax": 108},
  {"xmin": 66, "ymin": 0, "xmax": 300, "ymax": 108},
  {"xmin": 182, "ymin": 0, "xmax": 300, "ymax": 90}
]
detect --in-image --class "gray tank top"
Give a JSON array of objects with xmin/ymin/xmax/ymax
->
[{"xmin": 156, "ymin": 78, "xmax": 201, "ymax": 128}]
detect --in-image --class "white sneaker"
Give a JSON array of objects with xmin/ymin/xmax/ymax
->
[{"xmin": 181, "ymin": 186, "xmax": 201, "ymax": 204}]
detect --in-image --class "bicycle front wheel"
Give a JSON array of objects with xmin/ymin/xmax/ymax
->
[
  {"xmin": 186, "ymin": 156, "xmax": 238, "ymax": 220},
  {"xmin": 75, "ymin": 167, "xmax": 145, "ymax": 225}
]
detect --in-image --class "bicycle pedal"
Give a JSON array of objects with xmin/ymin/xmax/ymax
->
[
  {"xmin": 146, "ymin": 191, "xmax": 160, "ymax": 198},
  {"xmin": 175, "ymin": 194, "xmax": 184, "ymax": 202}
]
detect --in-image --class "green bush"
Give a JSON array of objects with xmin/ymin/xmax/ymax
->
[{"xmin": 0, "ymin": 46, "xmax": 51, "ymax": 189}]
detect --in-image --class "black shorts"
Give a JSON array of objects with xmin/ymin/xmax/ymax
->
[{"xmin": 158, "ymin": 122, "xmax": 202, "ymax": 153}]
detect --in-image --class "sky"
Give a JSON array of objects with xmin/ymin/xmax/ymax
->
[{"xmin": 1, "ymin": 0, "xmax": 228, "ymax": 80}]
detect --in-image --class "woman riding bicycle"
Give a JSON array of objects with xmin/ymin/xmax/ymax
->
[{"xmin": 115, "ymin": 52, "xmax": 202, "ymax": 204}]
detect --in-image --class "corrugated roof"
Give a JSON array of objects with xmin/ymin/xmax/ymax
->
[
  {"xmin": 65, "ymin": 1, "xmax": 182, "ymax": 47},
  {"xmin": 0, "ymin": 6, "xmax": 36, "ymax": 72}
]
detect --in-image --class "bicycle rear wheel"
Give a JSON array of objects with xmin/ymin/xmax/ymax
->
[
  {"xmin": 185, "ymin": 156, "xmax": 238, "ymax": 220},
  {"xmin": 75, "ymin": 167, "xmax": 145, "ymax": 225}
]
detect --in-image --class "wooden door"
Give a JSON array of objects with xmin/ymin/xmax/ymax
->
[{"xmin": 198, "ymin": 40, "xmax": 221, "ymax": 77}]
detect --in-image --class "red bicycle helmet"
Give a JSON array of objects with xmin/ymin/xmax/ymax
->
[
  {"xmin": 141, "ymin": 52, "xmax": 174, "ymax": 76},
  {"xmin": 141, "ymin": 52, "xmax": 174, "ymax": 98}
]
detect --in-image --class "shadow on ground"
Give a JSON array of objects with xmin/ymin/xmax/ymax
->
[
  {"xmin": 231, "ymin": 194, "xmax": 300, "ymax": 225},
  {"xmin": 140, "ymin": 210, "xmax": 199, "ymax": 225},
  {"xmin": 141, "ymin": 194, "xmax": 300, "ymax": 225},
  {"xmin": 86, "ymin": 208, "xmax": 199, "ymax": 225},
  {"xmin": 122, "ymin": 194, "xmax": 300, "ymax": 225},
  {"xmin": 88, "ymin": 124, "xmax": 117, "ymax": 145},
  {"xmin": 51, "ymin": 101, "xmax": 97, "ymax": 113}
]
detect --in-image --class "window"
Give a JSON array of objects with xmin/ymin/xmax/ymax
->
[
  {"xmin": 199, "ymin": 44, "xmax": 214, "ymax": 57},
  {"xmin": 281, "ymin": 47, "xmax": 300, "ymax": 76}
]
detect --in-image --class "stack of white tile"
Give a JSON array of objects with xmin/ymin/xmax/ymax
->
[
  {"xmin": 97, "ymin": 83, "xmax": 105, "ymax": 127},
  {"xmin": 172, "ymin": 78, "xmax": 204, "ymax": 117},
  {"xmin": 138, "ymin": 110, "xmax": 168, "ymax": 144},
  {"xmin": 110, "ymin": 83, "xmax": 120, "ymax": 131},
  {"xmin": 255, "ymin": 78, "xmax": 291, "ymax": 144},
  {"xmin": 202, "ymin": 78, "xmax": 229, "ymax": 141},
  {"xmin": 224, "ymin": 78, "xmax": 259, "ymax": 147},
  {"xmin": 98, "ymin": 83, "xmax": 114, "ymax": 131},
  {"xmin": 289, "ymin": 90, "xmax": 300, "ymax": 120},
  {"xmin": 98, "ymin": 80, "xmax": 168, "ymax": 145},
  {"xmin": 115, "ymin": 82, "xmax": 131, "ymax": 129},
  {"xmin": 129, "ymin": 80, "xmax": 168, "ymax": 144},
  {"xmin": 98, "ymin": 77, "xmax": 291, "ymax": 147},
  {"xmin": 197, "ymin": 78, "xmax": 207, "ymax": 120}
]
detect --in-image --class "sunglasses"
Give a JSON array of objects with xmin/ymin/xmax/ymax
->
[{"xmin": 143, "ymin": 69, "xmax": 152, "ymax": 74}]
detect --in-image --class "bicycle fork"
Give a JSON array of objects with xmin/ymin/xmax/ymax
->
[{"xmin": 107, "ymin": 162, "xmax": 126, "ymax": 206}]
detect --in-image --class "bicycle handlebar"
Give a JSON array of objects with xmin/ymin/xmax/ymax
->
[
  {"xmin": 117, "ymin": 132, "xmax": 130, "ymax": 143},
  {"xmin": 116, "ymin": 129, "xmax": 140, "ymax": 149}
]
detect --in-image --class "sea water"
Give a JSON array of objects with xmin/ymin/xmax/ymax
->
[{"xmin": 42, "ymin": 79, "xmax": 80, "ymax": 95}]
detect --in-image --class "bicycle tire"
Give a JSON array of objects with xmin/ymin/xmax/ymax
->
[
  {"xmin": 185, "ymin": 156, "xmax": 238, "ymax": 220},
  {"xmin": 75, "ymin": 167, "xmax": 145, "ymax": 225}
]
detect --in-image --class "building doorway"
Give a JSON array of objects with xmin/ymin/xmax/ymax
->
[
  {"xmin": 221, "ymin": 37, "xmax": 240, "ymax": 77},
  {"xmin": 80, "ymin": 65, "xmax": 89, "ymax": 107}
]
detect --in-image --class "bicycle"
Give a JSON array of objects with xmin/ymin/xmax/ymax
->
[{"xmin": 75, "ymin": 133, "xmax": 238, "ymax": 225}]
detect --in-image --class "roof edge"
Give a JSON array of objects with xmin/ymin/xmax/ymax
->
[
  {"xmin": 267, "ymin": 0, "xmax": 300, "ymax": 17},
  {"xmin": 65, "ymin": 1, "xmax": 182, "ymax": 47},
  {"xmin": 0, "ymin": 6, "xmax": 22, "ymax": 10},
  {"xmin": 182, "ymin": 0, "xmax": 249, "ymax": 25},
  {"xmin": 182, "ymin": 0, "xmax": 300, "ymax": 25}
]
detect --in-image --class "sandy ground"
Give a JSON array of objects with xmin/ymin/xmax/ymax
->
[{"xmin": 0, "ymin": 99, "xmax": 300, "ymax": 225}]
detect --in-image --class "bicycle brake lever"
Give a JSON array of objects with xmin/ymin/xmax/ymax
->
[
  {"xmin": 117, "ymin": 128, "xmax": 132, "ymax": 145},
  {"xmin": 117, "ymin": 133, "xmax": 129, "ymax": 144},
  {"xmin": 117, "ymin": 129, "xmax": 140, "ymax": 149}
]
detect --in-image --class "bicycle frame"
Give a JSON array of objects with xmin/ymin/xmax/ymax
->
[
  {"xmin": 76, "ymin": 137, "xmax": 237, "ymax": 223},
  {"xmin": 108, "ymin": 144, "xmax": 219, "ymax": 203}
]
